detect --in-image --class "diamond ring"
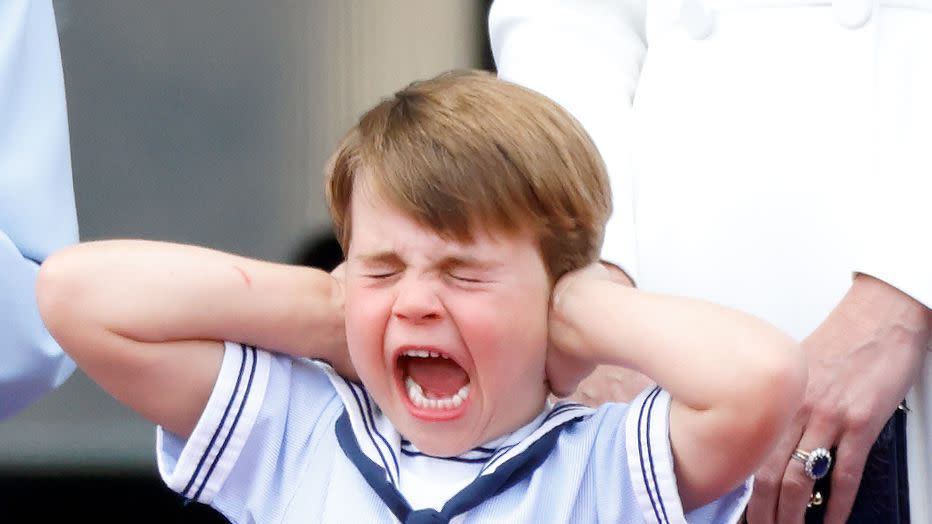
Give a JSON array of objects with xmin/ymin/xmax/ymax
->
[{"xmin": 791, "ymin": 447, "xmax": 832, "ymax": 480}]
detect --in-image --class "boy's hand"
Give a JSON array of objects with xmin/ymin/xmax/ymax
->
[
  {"xmin": 548, "ymin": 263, "xmax": 652, "ymax": 402},
  {"xmin": 325, "ymin": 262, "xmax": 357, "ymax": 381},
  {"xmin": 546, "ymin": 263, "xmax": 615, "ymax": 396}
]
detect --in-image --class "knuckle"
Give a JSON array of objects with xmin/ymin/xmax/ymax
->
[
  {"xmin": 780, "ymin": 475, "xmax": 811, "ymax": 497},
  {"xmin": 753, "ymin": 472, "xmax": 779, "ymax": 492},
  {"xmin": 814, "ymin": 404, "xmax": 842, "ymax": 426},
  {"xmin": 798, "ymin": 399, "xmax": 816, "ymax": 418},
  {"xmin": 843, "ymin": 405, "xmax": 874, "ymax": 432},
  {"xmin": 831, "ymin": 464, "xmax": 862, "ymax": 489}
]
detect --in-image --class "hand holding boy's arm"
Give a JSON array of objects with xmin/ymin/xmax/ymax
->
[
  {"xmin": 37, "ymin": 240, "xmax": 348, "ymax": 436},
  {"xmin": 548, "ymin": 263, "xmax": 807, "ymax": 510}
]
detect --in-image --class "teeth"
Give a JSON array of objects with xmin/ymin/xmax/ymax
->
[
  {"xmin": 404, "ymin": 377, "xmax": 470, "ymax": 410},
  {"xmin": 402, "ymin": 349, "xmax": 451, "ymax": 359}
]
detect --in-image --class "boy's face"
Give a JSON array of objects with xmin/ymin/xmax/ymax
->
[{"xmin": 343, "ymin": 182, "xmax": 552, "ymax": 456}]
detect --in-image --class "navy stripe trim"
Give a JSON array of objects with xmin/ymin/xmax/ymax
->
[
  {"xmin": 441, "ymin": 414, "xmax": 583, "ymax": 519},
  {"xmin": 181, "ymin": 344, "xmax": 249, "ymax": 498},
  {"xmin": 337, "ymin": 407, "xmax": 584, "ymax": 523},
  {"xmin": 544, "ymin": 403, "xmax": 587, "ymax": 422},
  {"xmin": 479, "ymin": 404, "xmax": 590, "ymax": 475},
  {"xmin": 335, "ymin": 411, "xmax": 412, "ymax": 522},
  {"xmin": 362, "ymin": 387, "xmax": 400, "ymax": 481},
  {"xmin": 479, "ymin": 443, "xmax": 518, "ymax": 474},
  {"xmin": 637, "ymin": 386, "xmax": 665, "ymax": 524},
  {"xmin": 399, "ymin": 448, "xmax": 490, "ymax": 463},
  {"xmin": 343, "ymin": 378, "xmax": 397, "ymax": 485},
  {"xmin": 401, "ymin": 439, "xmax": 496, "ymax": 456},
  {"xmin": 645, "ymin": 388, "xmax": 670, "ymax": 524},
  {"xmin": 192, "ymin": 346, "xmax": 258, "ymax": 501}
]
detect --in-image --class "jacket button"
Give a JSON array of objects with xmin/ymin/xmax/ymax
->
[
  {"xmin": 833, "ymin": 0, "xmax": 873, "ymax": 29},
  {"xmin": 680, "ymin": 0, "xmax": 716, "ymax": 39}
]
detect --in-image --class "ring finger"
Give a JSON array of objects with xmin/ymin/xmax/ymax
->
[
  {"xmin": 776, "ymin": 426, "xmax": 836, "ymax": 524},
  {"xmin": 746, "ymin": 421, "xmax": 804, "ymax": 524}
]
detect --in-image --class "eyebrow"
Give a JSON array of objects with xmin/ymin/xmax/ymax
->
[
  {"xmin": 354, "ymin": 251, "xmax": 499, "ymax": 271},
  {"xmin": 355, "ymin": 251, "xmax": 404, "ymax": 266},
  {"xmin": 436, "ymin": 254, "xmax": 499, "ymax": 272}
]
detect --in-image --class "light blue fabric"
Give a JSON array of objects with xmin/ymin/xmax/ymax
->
[{"xmin": 0, "ymin": 0, "xmax": 78, "ymax": 418}]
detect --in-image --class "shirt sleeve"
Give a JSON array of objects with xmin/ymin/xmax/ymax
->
[
  {"xmin": 851, "ymin": 23, "xmax": 932, "ymax": 310},
  {"xmin": 488, "ymin": 0, "xmax": 647, "ymax": 283},
  {"xmin": 624, "ymin": 386, "xmax": 751, "ymax": 524},
  {"xmin": 156, "ymin": 342, "xmax": 343, "ymax": 521},
  {"xmin": 0, "ymin": 0, "xmax": 78, "ymax": 418}
]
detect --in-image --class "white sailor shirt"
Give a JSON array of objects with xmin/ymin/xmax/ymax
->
[{"xmin": 157, "ymin": 342, "xmax": 751, "ymax": 523}]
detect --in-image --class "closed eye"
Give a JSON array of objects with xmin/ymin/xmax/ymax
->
[
  {"xmin": 365, "ymin": 272, "xmax": 398, "ymax": 279},
  {"xmin": 450, "ymin": 274, "xmax": 485, "ymax": 284}
]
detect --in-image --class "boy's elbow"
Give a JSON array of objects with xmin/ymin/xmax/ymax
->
[
  {"xmin": 36, "ymin": 247, "xmax": 91, "ymax": 349},
  {"xmin": 745, "ymin": 337, "xmax": 807, "ymax": 439}
]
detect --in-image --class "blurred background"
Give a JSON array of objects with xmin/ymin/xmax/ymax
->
[{"xmin": 0, "ymin": 1, "xmax": 494, "ymax": 520}]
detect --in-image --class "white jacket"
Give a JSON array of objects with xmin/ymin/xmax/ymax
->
[{"xmin": 490, "ymin": 0, "xmax": 931, "ymax": 519}]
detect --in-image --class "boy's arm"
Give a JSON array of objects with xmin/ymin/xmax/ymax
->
[
  {"xmin": 548, "ymin": 264, "xmax": 807, "ymax": 511},
  {"xmin": 36, "ymin": 240, "xmax": 347, "ymax": 438}
]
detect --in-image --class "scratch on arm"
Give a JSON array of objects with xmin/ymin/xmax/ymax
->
[{"xmin": 233, "ymin": 264, "xmax": 252, "ymax": 287}]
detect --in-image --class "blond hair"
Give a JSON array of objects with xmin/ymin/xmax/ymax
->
[{"xmin": 325, "ymin": 70, "xmax": 611, "ymax": 281}]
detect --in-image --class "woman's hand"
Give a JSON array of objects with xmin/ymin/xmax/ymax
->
[{"xmin": 746, "ymin": 275, "xmax": 931, "ymax": 524}]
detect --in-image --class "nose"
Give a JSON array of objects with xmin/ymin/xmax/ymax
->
[{"xmin": 392, "ymin": 275, "xmax": 443, "ymax": 323}]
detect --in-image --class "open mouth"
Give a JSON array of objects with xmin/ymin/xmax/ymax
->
[{"xmin": 397, "ymin": 348, "xmax": 471, "ymax": 417}]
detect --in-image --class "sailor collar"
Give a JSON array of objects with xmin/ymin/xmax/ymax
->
[{"xmin": 314, "ymin": 361, "xmax": 593, "ymax": 523}]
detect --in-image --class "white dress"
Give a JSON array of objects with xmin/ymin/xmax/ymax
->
[{"xmin": 490, "ymin": 0, "xmax": 931, "ymax": 520}]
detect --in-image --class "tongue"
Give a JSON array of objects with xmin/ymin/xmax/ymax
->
[{"xmin": 405, "ymin": 358, "xmax": 468, "ymax": 399}]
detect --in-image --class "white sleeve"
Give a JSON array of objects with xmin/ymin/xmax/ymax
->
[
  {"xmin": 852, "ymin": 22, "xmax": 932, "ymax": 310},
  {"xmin": 156, "ymin": 342, "xmax": 342, "ymax": 520},
  {"xmin": 624, "ymin": 386, "xmax": 751, "ymax": 524},
  {"xmin": 488, "ymin": 0, "xmax": 647, "ymax": 282}
]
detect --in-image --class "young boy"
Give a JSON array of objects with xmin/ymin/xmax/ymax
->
[{"xmin": 37, "ymin": 71, "xmax": 805, "ymax": 523}]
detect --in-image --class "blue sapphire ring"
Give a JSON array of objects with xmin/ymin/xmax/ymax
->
[{"xmin": 792, "ymin": 447, "xmax": 832, "ymax": 480}]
